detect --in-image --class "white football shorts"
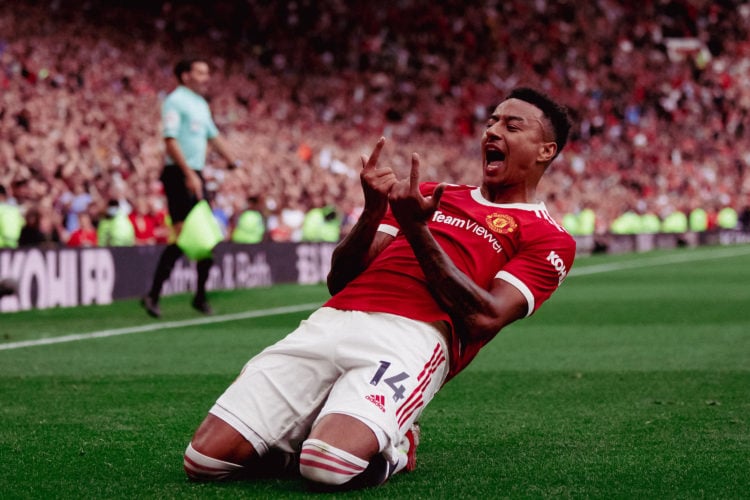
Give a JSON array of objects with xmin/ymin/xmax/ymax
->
[{"xmin": 209, "ymin": 307, "xmax": 449, "ymax": 462}]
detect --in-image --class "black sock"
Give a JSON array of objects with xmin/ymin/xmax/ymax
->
[
  {"xmin": 195, "ymin": 258, "xmax": 213, "ymax": 302},
  {"xmin": 149, "ymin": 244, "xmax": 183, "ymax": 300}
]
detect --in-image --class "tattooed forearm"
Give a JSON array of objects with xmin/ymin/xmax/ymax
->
[{"xmin": 401, "ymin": 223, "xmax": 508, "ymax": 341}]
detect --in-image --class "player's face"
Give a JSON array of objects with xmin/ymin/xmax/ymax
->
[
  {"xmin": 481, "ymin": 98, "xmax": 555, "ymax": 191},
  {"xmin": 184, "ymin": 62, "xmax": 211, "ymax": 95}
]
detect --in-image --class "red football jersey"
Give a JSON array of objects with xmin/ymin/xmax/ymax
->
[{"xmin": 325, "ymin": 183, "xmax": 576, "ymax": 379}]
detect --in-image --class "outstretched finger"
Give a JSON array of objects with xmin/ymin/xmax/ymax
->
[
  {"xmin": 363, "ymin": 137, "xmax": 386, "ymax": 170},
  {"xmin": 410, "ymin": 152, "xmax": 421, "ymax": 192},
  {"xmin": 431, "ymin": 182, "xmax": 447, "ymax": 209}
]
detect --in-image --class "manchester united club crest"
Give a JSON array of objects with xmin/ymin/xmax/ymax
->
[{"xmin": 486, "ymin": 213, "xmax": 518, "ymax": 234}]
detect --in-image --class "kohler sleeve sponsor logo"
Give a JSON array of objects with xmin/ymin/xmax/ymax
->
[{"xmin": 546, "ymin": 250, "xmax": 568, "ymax": 284}]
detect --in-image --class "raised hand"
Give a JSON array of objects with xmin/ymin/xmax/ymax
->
[
  {"xmin": 360, "ymin": 137, "xmax": 398, "ymax": 216},
  {"xmin": 389, "ymin": 152, "xmax": 445, "ymax": 228}
]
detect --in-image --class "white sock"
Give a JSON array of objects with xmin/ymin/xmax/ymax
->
[
  {"xmin": 299, "ymin": 438, "xmax": 369, "ymax": 485},
  {"xmin": 183, "ymin": 442, "xmax": 243, "ymax": 481}
]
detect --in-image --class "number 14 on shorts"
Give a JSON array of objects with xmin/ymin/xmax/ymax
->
[{"xmin": 370, "ymin": 360, "xmax": 409, "ymax": 402}]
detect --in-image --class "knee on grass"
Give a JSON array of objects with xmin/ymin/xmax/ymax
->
[
  {"xmin": 299, "ymin": 438, "xmax": 392, "ymax": 489},
  {"xmin": 183, "ymin": 442, "xmax": 243, "ymax": 481}
]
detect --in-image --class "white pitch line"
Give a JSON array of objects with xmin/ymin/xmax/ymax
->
[
  {"xmin": 569, "ymin": 245, "xmax": 750, "ymax": 276},
  {"xmin": 0, "ymin": 302, "xmax": 321, "ymax": 351},
  {"xmin": 3, "ymin": 245, "xmax": 750, "ymax": 351}
]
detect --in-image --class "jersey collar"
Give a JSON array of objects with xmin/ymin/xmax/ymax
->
[{"xmin": 470, "ymin": 187, "xmax": 546, "ymax": 211}]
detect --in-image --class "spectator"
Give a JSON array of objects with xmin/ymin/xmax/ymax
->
[
  {"xmin": 0, "ymin": 1, "xmax": 748, "ymax": 241},
  {"xmin": 266, "ymin": 204, "xmax": 294, "ymax": 243},
  {"xmin": 148, "ymin": 196, "xmax": 172, "ymax": 244},
  {"xmin": 279, "ymin": 201, "xmax": 306, "ymax": 243},
  {"xmin": 58, "ymin": 178, "xmax": 93, "ymax": 233},
  {"xmin": 18, "ymin": 207, "xmax": 63, "ymax": 248},
  {"xmin": 66, "ymin": 211, "xmax": 98, "ymax": 247},
  {"xmin": 129, "ymin": 197, "xmax": 158, "ymax": 245}
]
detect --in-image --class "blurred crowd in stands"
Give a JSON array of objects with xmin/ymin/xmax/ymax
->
[{"xmin": 2, "ymin": 0, "xmax": 750, "ymax": 249}]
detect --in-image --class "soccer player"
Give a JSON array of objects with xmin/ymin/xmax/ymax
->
[
  {"xmin": 142, "ymin": 58, "xmax": 240, "ymax": 318},
  {"xmin": 183, "ymin": 87, "xmax": 576, "ymax": 490}
]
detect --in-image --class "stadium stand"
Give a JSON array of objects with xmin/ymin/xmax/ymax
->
[{"xmin": 1, "ymin": 0, "xmax": 749, "ymax": 247}]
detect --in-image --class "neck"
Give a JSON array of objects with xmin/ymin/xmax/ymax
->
[
  {"xmin": 182, "ymin": 84, "xmax": 201, "ymax": 95},
  {"xmin": 480, "ymin": 184, "xmax": 536, "ymax": 204}
]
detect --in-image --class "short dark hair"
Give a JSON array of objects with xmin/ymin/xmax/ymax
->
[
  {"xmin": 173, "ymin": 58, "xmax": 206, "ymax": 84},
  {"xmin": 507, "ymin": 87, "xmax": 572, "ymax": 159}
]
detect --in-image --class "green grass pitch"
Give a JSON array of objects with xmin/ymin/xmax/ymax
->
[{"xmin": 1, "ymin": 245, "xmax": 749, "ymax": 499}]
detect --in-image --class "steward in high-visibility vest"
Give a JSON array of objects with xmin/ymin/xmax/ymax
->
[
  {"xmin": 578, "ymin": 208, "xmax": 596, "ymax": 236},
  {"xmin": 302, "ymin": 206, "xmax": 341, "ymax": 242},
  {"xmin": 563, "ymin": 208, "xmax": 595, "ymax": 236},
  {"xmin": 562, "ymin": 213, "xmax": 579, "ymax": 235},
  {"xmin": 97, "ymin": 202, "xmax": 136, "ymax": 246},
  {"xmin": 232, "ymin": 209, "xmax": 265, "ymax": 244},
  {"xmin": 717, "ymin": 206, "xmax": 738, "ymax": 229},
  {"xmin": 0, "ymin": 201, "xmax": 24, "ymax": 248},
  {"xmin": 661, "ymin": 210, "xmax": 688, "ymax": 233},
  {"xmin": 610, "ymin": 211, "xmax": 641, "ymax": 234},
  {"xmin": 688, "ymin": 208, "xmax": 708, "ymax": 232},
  {"xmin": 640, "ymin": 213, "xmax": 661, "ymax": 234}
]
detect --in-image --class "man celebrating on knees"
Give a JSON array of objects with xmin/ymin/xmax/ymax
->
[
  {"xmin": 142, "ymin": 57, "xmax": 240, "ymax": 318},
  {"xmin": 183, "ymin": 88, "xmax": 576, "ymax": 490}
]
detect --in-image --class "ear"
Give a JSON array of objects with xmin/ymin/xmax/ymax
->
[{"xmin": 537, "ymin": 141, "xmax": 557, "ymax": 163}]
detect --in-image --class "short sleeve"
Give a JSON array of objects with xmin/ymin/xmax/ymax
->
[
  {"xmin": 496, "ymin": 233, "xmax": 575, "ymax": 317},
  {"xmin": 162, "ymin": 99, "xmax": 180, "ymax": 138}
]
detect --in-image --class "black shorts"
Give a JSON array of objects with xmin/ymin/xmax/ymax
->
[{"xmin": 159, "ymin": 164, "xmax": 207, "ymax": 223}]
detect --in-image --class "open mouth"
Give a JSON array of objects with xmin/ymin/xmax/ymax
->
[{"xmin": 485, "ymin": 149, "xmax": 506, "ymax": 165}]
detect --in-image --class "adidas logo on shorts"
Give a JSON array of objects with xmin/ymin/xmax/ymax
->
[{"xmin": 365, "ymin": 394, "xmax": 386, "ymax": 412}]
